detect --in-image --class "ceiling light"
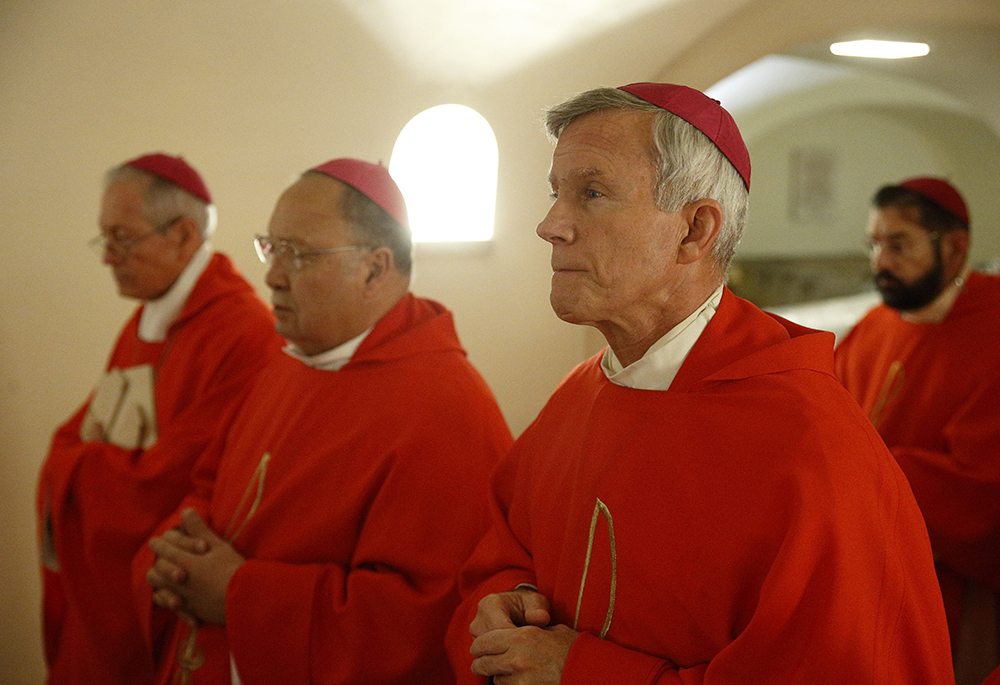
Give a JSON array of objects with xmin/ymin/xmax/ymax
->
[{"xmin": 830, "ymin": 40, "xmax": 930, "ymax": 59}]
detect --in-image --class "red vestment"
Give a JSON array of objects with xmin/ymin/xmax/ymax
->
[
  {"xmin": 448, "ymin": 289, "xmax": 954, "ymax": 684},
  {"xmin": 136, "ymin": 294, "xmax": 512, "ymax": 685},
  {"xmin": 835, "ymin": 272, "xmax": 1000, "ymax": 661},
  {"xmin": 37, "ymin": 253, "xmax": 281, "ymax": 684}
]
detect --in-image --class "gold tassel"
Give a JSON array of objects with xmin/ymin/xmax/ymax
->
[
  {"xmin": 870, "ymin": 360, "xmax": 905, "ymax": 430},
  {"xmin": 574, "ymin": 498, "xmax": 617, "ymax": 638}
]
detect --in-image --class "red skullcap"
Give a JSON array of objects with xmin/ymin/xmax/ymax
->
[
  {"xmin": 618, "ymin": 82, "xmax": 751, "ymax": 190},
  {"xmin": 123, "ymin": 153, "xmax": 213, "ymax": 204},
  {"xmin": 309, "ymin": 158, "xmax": 409, "ymax": 229},
  {"xmin": 899, "ymin": 177, "xmax": 969, "ymax": 226}
]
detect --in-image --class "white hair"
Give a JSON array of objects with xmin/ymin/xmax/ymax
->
[{"xmin": 105, "ymin": 165, "xmax": 216, "ymax": 240}]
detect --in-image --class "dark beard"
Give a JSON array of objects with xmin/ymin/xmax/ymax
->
[{"xmin": 874, "ymin": 248, "xmax": 945, "ymax": 311}]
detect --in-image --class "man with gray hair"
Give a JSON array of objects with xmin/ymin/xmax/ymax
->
[
  {"xmin": 37, "ymin": 153, "xmax": 281, "ymax": 684},
  {"xmin": 446, "ymin": 83, "xmax": 954, "ymax": 684}
]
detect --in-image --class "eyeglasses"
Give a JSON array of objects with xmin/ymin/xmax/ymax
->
[
  {"xmin": 253, "ymin": 235, "xmax": 368, "ymax": 272},
  {"xmin": 88, "ymin": 216, "xmax": 183, "ymax": 257},
  {"xmin": 865, "ymin": 231, "xmax": 940, "ymax": 260}
]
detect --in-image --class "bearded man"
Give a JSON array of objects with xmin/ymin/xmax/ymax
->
[{"xmin": 836, "ymin": 177, "xmax": 1000, "ymax": 685}]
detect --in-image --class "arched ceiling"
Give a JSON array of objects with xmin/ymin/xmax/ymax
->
[
  {"xmin": 331, "ymin": 0, "xmax": 999, "ymax": 138},
  {"xmin": 659, "ymin": 0, "xmax": 1000, "ymax": 134}
]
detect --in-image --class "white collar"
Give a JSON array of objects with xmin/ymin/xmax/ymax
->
[
  {"xmin": 282, "ymin": 327, "xmax": 373, "ymax": 371},
  {"xmin": 138, "ymin": 242, "xmax": 213, "ymax": 342},
  {"xmin": 601, "ymin": 285, "xmax": 723, "ymax": 390}
]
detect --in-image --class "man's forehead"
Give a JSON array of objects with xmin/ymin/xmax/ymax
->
[
  {"xmin": 557, "ymin": 109, "xmax": 651, "ymax": 148},
  {"xmin": 867, "ymin": 206, "xmax": 925, "ymax": 235},
  {"xmin": 549, "ymin": 111, "xmax": 655, "ymax": 183},
  {"xmin": 268, "ymin": 178, "xmax": 347, "ymax": 240},
  {"xmin": 100, "ymin": 180, "xmax": 147, "ymax": 222},
  {"xmin": 103, "ymin": 176, "xmax": 147, "ymax": 202}
]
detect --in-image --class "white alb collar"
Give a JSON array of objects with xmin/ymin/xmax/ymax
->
[
  {"xmin": 601, "ymin": 285, "xmax": 723, "ymax": 391},
  {"xmin": 282, "ymin": 327, "xmax": 373, "ymax": 371},
  {"xmin": 138, "ymin": 242, "xmax": 213, "ymax": 342}
]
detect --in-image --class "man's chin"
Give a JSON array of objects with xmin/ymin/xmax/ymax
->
[
  {"xmin": 550, "ymin": 301, "xmax": 599, "ymax": 330},
  {"xmin": 878, "ymin": 287, "xmax": 929, "ymax": 312},
  {"xmin": 550, "ymin": 293, "xmax": 581, "ymax": 323},
  {"xmin": 273, "ymin": 318, "xmax": 291, "ymax": 335},
  {"xmin": 876, "ymin": 285, "xmax": 900, "ymax": 302},
  {"xmin": 113, "ymin": 279, "xmax": 143, "ymax": 300}
]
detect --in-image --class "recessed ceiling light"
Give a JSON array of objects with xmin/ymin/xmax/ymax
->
[{"xmin": 830, "ymin": 40, "xmax": 930, "ymax": 59}]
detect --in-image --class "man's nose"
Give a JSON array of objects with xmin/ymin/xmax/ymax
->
[
  {"xmin": 536, "ymin": 203, "xmax": 573, "ymax": 245},
  {"xmin": 264, "ymin": 258, "xmax": 289, "ymax": 290},
  {"xmin": 870, "ymin": 244, "xmax": 894, "ymax": 273},
  {"xmin": 102, "ymin": 244, "xmax": 124, "ymax": 266}
]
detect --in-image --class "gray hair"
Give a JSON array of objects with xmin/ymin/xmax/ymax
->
[
  {"xmin": 545, "ymin": 87, "xmax": 748, "ymax": 273},
  {"xmin": 304, "ymin": 171, "xmax": 413, "ymax": 276},
  {"xmin": 105, "ymin": 165, "xmax": 216, "ymax": 240}
]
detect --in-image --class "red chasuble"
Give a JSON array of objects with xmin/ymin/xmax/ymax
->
[
  {"xmin": 448, "ymin": 289, "xmax": 954, "ymax": 685},
  {"xmin": 136, "ymin": 294, "xmax": 512, "ymax": 685},
  {"xmin": 835, "ymin": 272, "xmax": 1000, "ymax": 651},
  {"xmin": 37, "ymin": 253, "xmax": 281, "ymax": 684}
]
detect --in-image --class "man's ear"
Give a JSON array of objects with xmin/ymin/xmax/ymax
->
[
  {"xmin": 942, "ymin": 228, "xmax": 970, "ymax": 267},
  {"xmin": 168, "ymin": 217, "xmax": 203, "ymax": 261},
  {"xmin": 677, "ymin": 199, "xmax": 723, "ymax": 266},
  {"xmin": 364, "ymin": 246, "xmax": 395, "ymax": 288}
]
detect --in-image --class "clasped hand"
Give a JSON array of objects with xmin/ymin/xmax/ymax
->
[
  {"xmin": 146, "ymin": 508, "xmax": 244, "ymax": 625},
  {"xmin": 469, "ymin": 589, "xmax": 579, "ymax": 684}
]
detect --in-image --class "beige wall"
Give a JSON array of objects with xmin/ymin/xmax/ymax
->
[
  {"xmin": 0, "ymin": 4, "xmax": 642, "ymax": 679},
  {"xmin": 3, "ymin": 0, "xmax": 998, "ymax": 680},
  {"xmin": 743, "ymin": 108, "xmax": 941, "ymax": 256}
]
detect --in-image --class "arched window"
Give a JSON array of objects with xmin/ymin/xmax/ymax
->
[{"xmin": 390, "ymin": 104, "xmax": 498, "ymax": 242}]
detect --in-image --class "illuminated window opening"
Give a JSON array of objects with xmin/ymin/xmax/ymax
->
[{"xmin": 390, "ymin": 104, "xmax": 498, "ymax": 242}]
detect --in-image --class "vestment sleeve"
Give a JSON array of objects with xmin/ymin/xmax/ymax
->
[
  {"xmin": 889, "ymin": 367, "xmax": 1000, "ymax": 588},
  {"xmin": 223, "ymin": 417, "xmax": 506, "ymax": 684},
  {"xmin": 563, "ymin": 634, "xmax": 690, "ymax": 683}
]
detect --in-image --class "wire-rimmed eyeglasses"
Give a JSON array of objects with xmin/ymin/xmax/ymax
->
[
  {"xmin": 253, "ymin": 235, "xmax": 368, "ymax": 272},
  {"xmin": 864, "ymin": 231, "xmax": 941, "ymax": 261},
  {"xmin": 88, "ymin": 216, "xmax": 183, "ymax": 257}
]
